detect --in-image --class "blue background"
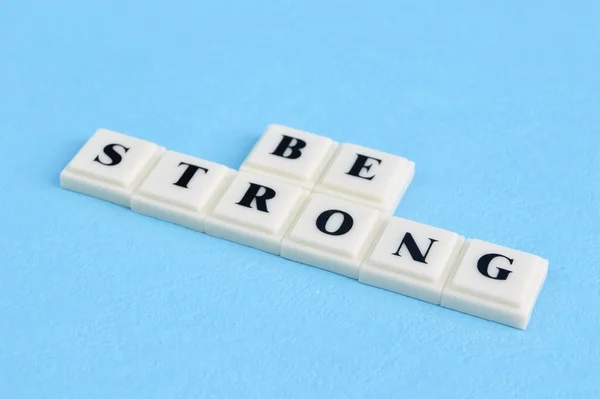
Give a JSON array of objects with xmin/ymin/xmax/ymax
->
[{"xmin": 1, "ymin": 1, "xmax": 599, "ymax": 397}]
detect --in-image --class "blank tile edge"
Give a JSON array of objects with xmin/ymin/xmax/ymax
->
[
  {"xmin": 131, "ymin": 193, "xmax": 207, "ymax": 232},
  {"xmin": 312, "ymin": 185, "xmax": 401, "ymax": 215},
  {"xmin": 238, "ymin": 164, "xmax": 315, "ymax": 190},
  {"xmin": 280, "ymin": 239, "xmax": 362, "ymax": 279},
  {"xmin": 359, "ymin": 264, "xmax": 444, "ymax": 304},
  {"xmin": 204, "ymin": 216, "xmax": 284, "ymax": 255},
  {"xmin": 60, "ymin": 167, "xmax": 133, "ymax": 207},
  {"xmin": 440, "ymin": 263, "xmax": 548, "ymax": 330}
]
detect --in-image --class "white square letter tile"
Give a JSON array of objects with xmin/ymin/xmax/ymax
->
[
  {"xmin": 359, "ymin": 218, "xmax": 465, "ymax": 304},
  {"xmin": 314, "ymin": 143, "xmax": 415, "ymax": 214},
  {"xmin": 281, "ymin": 194, "xmax": 382, "ymax": 279},
  {"xmin": 239, "ymin": 124, "xmax": 338, "ymax": 189},
  {"xmin": 60, "ymin": 129, "xmax": 165, "ymax": 207},
  {"xmin": 441, "ymin": 239, "xmax": 549, "ymax": 329},
  {"xmin": 204, "ymin": 171, "xmax": 309, "ymax": 255},
  {"xmin": 131, "ymin": 151, "xmax": 235, "ymax": 232}
]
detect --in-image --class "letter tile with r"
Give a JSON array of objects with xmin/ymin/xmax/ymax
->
[
  {"xmin": 204, "ymin": 171, "xmax": 309, "ymax": 254},
  {"xmin": 240, "ymin": 124, "xmax": 338, "ymax": 189},
  {"xmin": 314, "ymin": 143, "xmax": 415, "ymax": 215},
  {"xmin": 441, "ymin": 239, "xmax": 548, "ymax": 329},
  {"xmin": 281, "ymin": 193, "xmax": 383, "ymax": 279},
  {"xmin": 131, "ymin": 151, "xmax": 235, "ymax": 232},
  {"xmin": 359, "ymin": 217, "xmax": 465, "ymax": 304},
  {"xmin": 61, "ymin": 129, "xmax": 165, "ymax": 206}
]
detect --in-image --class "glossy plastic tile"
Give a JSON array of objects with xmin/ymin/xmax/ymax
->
[
  {"xmin": 281, "ymin": 193, "xmax": 382, "ymax": 279},
  {"xmin": 313, "ymin": 143, "xmax": 414, "ymax": 214},
  {"xmin": 60, "ymin": 129, "xmax": 165, "ymax": 207},
  {"xmin": 441, "ymin": 239, "xmax": 548, "ymax": 329},
  {"xmin": 359, "ymin": 217, "xmax": 465, "ymax": 304},
  {"xmin": 240, "ymin": 124, "xmax": 338, "ymax": 189},
  {"xmin": 204, "ymin": 171, "xmax": 309, "ymax": 254},
  {"xmin": 131, "ymin": 151, "xmax": 235, "ymax": 232}
]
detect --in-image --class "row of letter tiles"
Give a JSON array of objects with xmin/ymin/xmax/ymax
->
[
  {"xmin": 240, "ymin": 124, "xmax": 415, "ymax": 214},
  {"xmin": 61, "ymin": 128, "xmax": 548, "ymax": 329}
]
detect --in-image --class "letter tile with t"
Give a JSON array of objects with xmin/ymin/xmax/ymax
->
[
  {"xmin": 313, "ymin": 144, "xmax": 415, "ymax": 215},
  {"xmin": 61, "ymin": 129, "xmax": 165, "ymax": 207},
  {"xmin": 131, "ymin": 151, "xmax": 236, "ymax": 232},
  {"xmin": 204, "ymin": 171, "xmax": 309, "ymax": 255},
  {"xmin": 359, "ymin": 218, "xmax": 465, "ymax": 304},
  {"xmin": 441, "ymin": 239, "xmax": 548, "ymax": 329},
  {"xmin": 239, "ymin": 124, "xmax": 338, "ymax": 189},
  {"xmin": 281, "ymin": 193, "xmax": 383, "ymax": 279}
]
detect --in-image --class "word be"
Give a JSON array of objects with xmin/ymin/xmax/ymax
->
[{"xmin": 61, "ymin": 125, "xmax": 548, "ymax": 329}]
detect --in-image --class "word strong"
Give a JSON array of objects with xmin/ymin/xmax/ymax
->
[{"xmin": 61, "ymin": 126, "xmax": 548, "ymax": 329}]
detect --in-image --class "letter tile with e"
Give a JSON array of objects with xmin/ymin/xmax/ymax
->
[
  {"xmin": 359, "ymin": 218, "xmax": 465, "ymax": 304},
  {"xmin": 131, "ymin": 151, "xmax": 236, "ymax": 232},
  {"xmin": 61, "ymin": 129, "xmax": 165, "ymax": 206},
  {"xmin": 204, "ymin": 171, "xmax": 309, "ymax": 255},
  {"xmin": 313, "ymin": 143, "xmax": 415, "ymax": 215},
  {"xmin": 281, "ymin": 194, "xmax": 383, "ymax": 279},
  {"xmin": 441, "ymin": 239, "xmax": 548, "ymax": 329},
  {"xmin": 239, "ymin": 124, "xmax": 338, "ymax": 189}
]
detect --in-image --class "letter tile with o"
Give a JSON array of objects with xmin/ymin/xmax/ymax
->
[{"xmin": 281, "ymin": 194, "xmax": 383, "ymax": 279}]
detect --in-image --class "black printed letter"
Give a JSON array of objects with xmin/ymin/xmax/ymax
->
[
  {"xmin": 315, "ymin": 210, "xmax": 354, "ymax": 236},
  {"xmin": 477, "ymin": 253, "xmax": 514, "ymax": 280},
  {"xmin": 392, "ymin": 233, "xmax": 438, "ymax": 264},
  {"xmin": 173, "ymin": 162, "xmax": 208, "ymax": 188},
  {"xmin": 94, "ymin": 144, "xmax": 130, "ymax": 166},
  {"xmin": 271, "ymin": 135, "xmax": 307, "ymax": 160},
  {"xmin": 236, "ymin": 183, "xmax": 276, "ymax": 213},
  {"xmin": 346, "ymin": 154, "xmax": 382, "ymax": 180}
]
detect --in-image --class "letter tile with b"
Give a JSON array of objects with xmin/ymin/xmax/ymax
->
[
  {"xmin": 281, "ymin": 194, "xmax": 382, "ymax": 279},
  {"xmin": 441, "ymin": 239, "xmax": 548, "ymax": 329},
  {"xmin": 359, "ymin": 218, "xmax": 465, "ymax": 304},
  {"xmin": 61, "ymin": 129, "xmax": 165, "ymax": 207},
  {"xmin": 314, "ymin": 144, "xmax": 415, "ymax": 215},
  {"xmin": 131, "ymin": 151, "xmax": 235, "ymax": 232},
  {"xmin": 239, "ymin": 124, "xmax": 338, "ymax": 189},
  {"xmin": 204, "ymin": 171, "xmax": 309, "ymax": 255}
]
